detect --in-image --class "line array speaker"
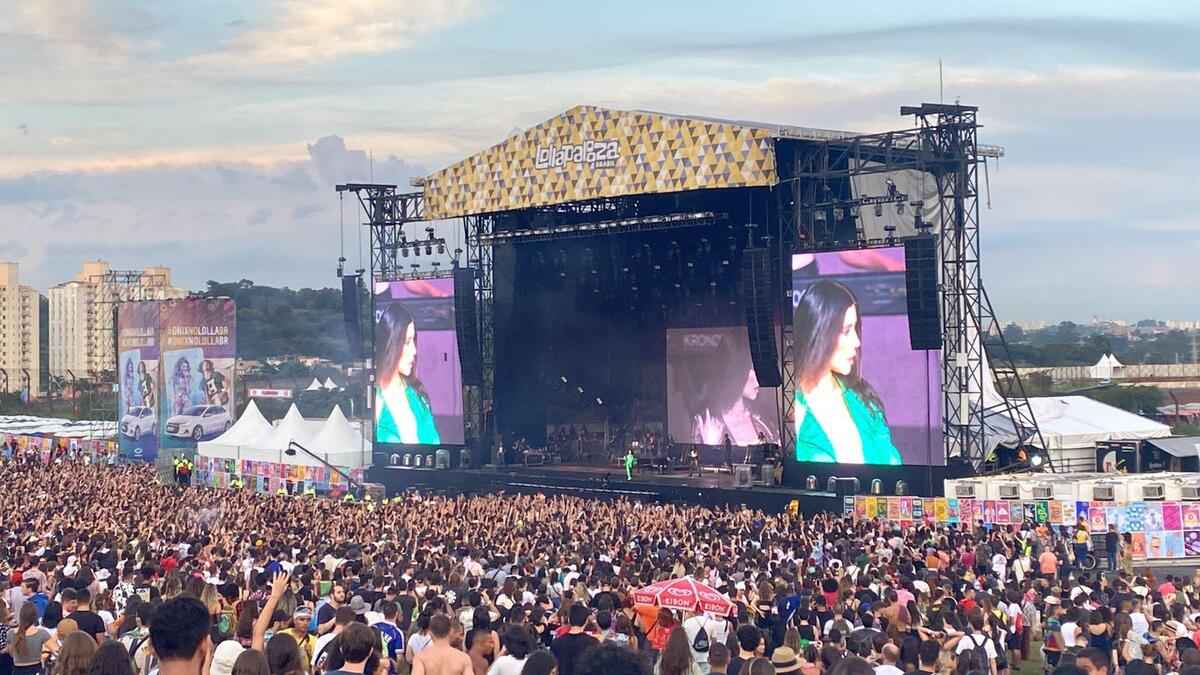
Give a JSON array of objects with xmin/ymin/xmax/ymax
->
[
  {"xmin": 904, "ymin": 237, "xmax": 942, "ymax": 350},
  {"xmin": 454, "ymin": 267, "xmax": 483, "ymax": 386},
  {"xmin": 740, "ymin": 248, "xmax": 782, "ymax": 387}
]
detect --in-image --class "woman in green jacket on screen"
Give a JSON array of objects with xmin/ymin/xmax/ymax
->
[
  {"xmin": 375, "ymin": 303, "xmax": 441, "ymax": 445},
  {"xmin": 793, "ymin": 280, "xmax": 901, "ymax": 465}
]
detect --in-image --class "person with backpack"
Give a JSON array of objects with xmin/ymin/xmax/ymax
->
[
  {"xmin": 682, "ymin": 611, "xmax": 728, "ymax": 671},
  {"xmin": 952, "ymin": 608, "xmax": 997, "ymax": 675}
]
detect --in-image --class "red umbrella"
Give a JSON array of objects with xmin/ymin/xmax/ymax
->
[{"xmin": 632, "ymin": 577, "xmax": 735, "ymax": 616}]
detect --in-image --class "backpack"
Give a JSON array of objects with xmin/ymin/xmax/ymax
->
[
  {"xmin": 962, "ymin": 634, "xmax": 991, "ymax": 674},
  {"xmin": 691, "ymin": 620, "xmax": 710, "ymax": 653}
]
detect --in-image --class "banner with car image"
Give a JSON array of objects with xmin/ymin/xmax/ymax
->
[
  {"xmin": 117, "ymin": 301, "xmax": 161, "ymax": 462},
  {"xmin": 158, "ymin": 298, "xmax": 237, "ymax": 451}
]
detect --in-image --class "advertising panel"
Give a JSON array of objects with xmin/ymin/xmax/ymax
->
[
  {"xmin": 117, "ymin": 302, "xmax": 160, "ymax": 461},
  {"xmin": 665, "ymin": 327, "xmax": 781, "ymax": 447},
  {"xmin": 374, "ymin": 279, "xmax": 465, "ymax": 445},
  {"xmin": 159, "ymin": 299, "xmax": 237, "ymax": 450},
  {"xmin": 790, "ymin": 246, "xmax": 942, "ymax": 465}
]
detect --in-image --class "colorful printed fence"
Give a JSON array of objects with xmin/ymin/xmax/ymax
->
[
  {"xmin": 193, "ymin": 455, "xmax": 366, "ymax": 497},
  {"xmin": 844, "ymin": 496, "xmax": 1200, "ymax": 560},
  {"xmin": 2, "ymin": 433, "xmax": 118, "ymax": 463}
]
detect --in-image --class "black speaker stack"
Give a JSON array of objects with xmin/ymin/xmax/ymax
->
[
  {"xmin": 340, "ymin": 275, "xmax": 363, "ymax": 360},
  {"xmin": 903, "ymin": 237, "xmax": 942, "ymax": 350},
  {"xmin": 739, "ymin": 248, "xmax": 782, "ymax": 388},
  {"xmin": 454, "ymin": 267, "xmax": 483, "ymax": 386}
]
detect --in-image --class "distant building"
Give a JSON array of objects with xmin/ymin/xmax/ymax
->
[
  {"xmin": 48, "ymin": 260, "xmax": 187, "ymax": 380},
  {"xmin": 0, "ymin": 262, "xmax": 43, "ymax": 398}
]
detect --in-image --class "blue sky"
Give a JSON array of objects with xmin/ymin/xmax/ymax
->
[{"xmin": 2, "ymin": 0, "xmax": 1198, "ymax": 321}]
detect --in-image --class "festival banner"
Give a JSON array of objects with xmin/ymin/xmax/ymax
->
[
  {"xmin": 1123, "ymin": 503, "xmax": 1146, "ymax": 533},
  {"xmin": 887, "ymin": 497, "xmax": 901, "ymax": 522},
  {"xmin": 1163, "ymin": 503, "xmax": 1183, "ymax": 531},
  {"xmin": 947, "ymin": 498, "xmax": 960, "ymax": 524},
  {"xmin": 1009, "ymin": 501, "xmax": 1023, "ymax": 525},
  {"xmin": 1148, "ymin": 532, "xmax": 1167, "ymax": 559},
  {"xmin": 117, "ymin": 301, "xmax": 162, "ymax": 462},
  {"xmin": 959, "ymin": 499, "xmax": 974, "ymax": 525},
  {"xmin": 1089, "ymin": 502, "xmax": 1107, "ymax": 531},
  {"xmin": 1022, "ymin": 502, "xmax": 1036, "ymax": 524},
  {"xmin": 924, "ymin": 498, "xmax": 937, "ymax": 523},
  {"xmin": 1076, "ymin": 501, "xmax": 1090, "ymax": 526},
  {"xmin": 1061, "ymin": 501, "xmax": 1077, "ymax": 526},
  {"xmin": 911, "ymin": 498, "xmax": 924, "ymax": 521},
  {"xmin": 1184, "ymin": 505, "xmax": 1200, "ymax": 530},
  {"xmin": 865, "ymin": 496, "xmax": 877, "ymax": 519},
  {"xmin": 1185, "ymin": 530, "xmax": 1200, "ymax": 556},
  {"xmin": 159, "ymin": 298, "xmax": 237, "ymax": 452},
  {"xmin": 1165, "ymin": 531, "xmax": 1185, "ymax": 559},
  {"xmin": 983, "ymin": 500, "xmax": 997, "ymax": 525},
  {"xmin": 996, "ymin": 502, "xmax": 1011, "ymax": 525},
  {"xmin": 1145, "ymin": 503, "xmax": 1166, "ymax": 532},
  {"xmin": 855, "ymin": 496, "xmax": 867, "ymax": 519},
  {"xmin": 1131, "ymin": 532, "xmax": 1147, "ymax": 559},
  {"xmin": 1106, "ymin": 507, "xmax": 1120, "ymax": 532},
  {"xmin": 843, "ymin": 496, "xmax": 855, "ymax": 516},
  {"xmin": 1036, "ymin": 501, "xmax": 1050, "ymax": 524},
  {"xmin": 934, "ymin": 498, "xmax": 948, "ymax": 523}
]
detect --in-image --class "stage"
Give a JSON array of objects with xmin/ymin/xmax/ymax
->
[{"xmin": 367, "ymin": 462, "xmax": 843, "ymax": 513}]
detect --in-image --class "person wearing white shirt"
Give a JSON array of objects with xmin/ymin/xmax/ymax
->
[
  {"xmin": 683, "ymin": 613, "xmax": 729, "ymax": 668},
  {"xmin": 955, "ymin": 613, "xmax": 998, "ymax": 675}
]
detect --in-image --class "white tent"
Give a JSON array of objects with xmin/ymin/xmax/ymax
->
[
  {"xmin": 197, "ymin": 403, "xmax": 369, "ymax": 468},
  {"xmin": 323, "ymin": 377, "xmax": 338, "ymax": 391},
  {"xmin": 983, "ymin": 395, "xmax": 1170, "ymax": 469},
  {"xmin": 1088, "ymin": 354, "xmax": 1124, "ymax": 380},
  {"xmin": 305, "ymin": 378, "xmax": 323, "ymax": 391}
]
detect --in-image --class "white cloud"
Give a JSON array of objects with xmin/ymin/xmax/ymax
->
[{"xmin": 195, "ymin": 0, "xmax": 489, "ymax": 66}]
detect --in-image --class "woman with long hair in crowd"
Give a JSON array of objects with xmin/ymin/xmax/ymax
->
[
  {"xmin": 655, "ymin": 628, "xmax": 704, "ymax": 675},
  {"xmin": 53, "ymin": 633, "xmax": 96, "ymax": 675},
  {"xmin": 9, "ymin": 604, "xmax": 49, "ymax": 675},
  {"xmin": 85, "ymin": 643, "xmax": 133, "ymax": 675}
]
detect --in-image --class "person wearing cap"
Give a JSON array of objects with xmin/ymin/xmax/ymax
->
[
  {"xmin": 280, "ymin": 606, "xmax": 316, "ymax": 665},
  {"xmin": 349, "ymin": 595, "xmax": 370, "ymax": 623}
]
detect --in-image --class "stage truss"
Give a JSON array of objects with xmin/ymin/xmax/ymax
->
[
  {"xmin": 780, "ymin": 103, "xmax": 1046, "ymax": 469},
  {"xmin": 337, "ymin": 102, "xmax": 1045, "ymax": 471}
]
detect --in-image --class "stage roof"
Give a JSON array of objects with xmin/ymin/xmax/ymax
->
[{"xmin": 422, "ymin": 105, "xmax": 780, "ymax": 220}]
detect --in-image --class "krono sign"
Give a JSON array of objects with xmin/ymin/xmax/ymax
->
[
  {"xmin": 682, "ymin": 334, "xmax": 724, "ymax": 348},
  {"xmin": 534, "ymin": 139, "xmax": 619, "ymax": 170}
]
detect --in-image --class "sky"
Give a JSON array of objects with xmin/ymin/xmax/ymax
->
[{"xmin": 1, "ymin": 0, "xmax": 1198, "ymax": 322}]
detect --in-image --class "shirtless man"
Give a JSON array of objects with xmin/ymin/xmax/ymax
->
[{"xmin": 413, "ymin": 615, "xmax": 472, "ymax": 675}]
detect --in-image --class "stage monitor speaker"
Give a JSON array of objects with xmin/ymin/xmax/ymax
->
[
  {"xmin": 759, "ymin": 464, "xmax": 775, "ymax": 485},
  {"xmin": 740, "ymin": 248, "xmax": 782, "ymax": 387},
  {"xmin": 904, "ymin": 237, "xmax": 942, "ymax": 350},
  {"xmin": 734, "ymin": 463, "xmax": 754, "ymax": 488},
  {"xmin": 454, "ymin": 267, "xmax": 483, "ymax": 386},
  {"xmin": 341, "ymin": 276, "xmax": 363, "ymax": 360}
]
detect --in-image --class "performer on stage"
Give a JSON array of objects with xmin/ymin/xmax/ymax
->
[
  {"xmin": 688, "ymin": 445, "xmax": 701, "ymax": 477},
  {"xmin": 623, "ymin": 447, "xmax": 637, "ymax": 481}
]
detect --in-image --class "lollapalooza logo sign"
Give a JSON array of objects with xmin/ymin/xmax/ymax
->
[
  {"xmin": 681, "ymin": 333, "xmax": 724, "ymax": 349},
  {"xmin": 534, "ymin": 139, "xmax": 620, "ymax": 170}
]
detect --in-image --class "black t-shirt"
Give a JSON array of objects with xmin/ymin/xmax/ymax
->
[
  {"xmin": 551, "ymin": 632, "xmax": 598, "ymax": 675},
  {"xmin": 729, "ymin": 655, "xmax": 747, "ymax": 675},
  {"xmin": 71, "ymin": 610, "xmax": 107, "ymax": 638},
  {"xmin": 317, "ymin": 602, "xmax": 338, "ymax": 627},
  {"xmin": 1106, "ymin": 531, "xmax": 1119, "ymax": 553}
]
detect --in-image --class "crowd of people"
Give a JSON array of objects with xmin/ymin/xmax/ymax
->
[{"xmin": 0, "ymin": 458, "xmax": 1198, "ymax": 675}]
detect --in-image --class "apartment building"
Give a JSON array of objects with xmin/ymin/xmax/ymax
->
[{"xmin": 0, "ymin": 262, "xmax": 42, "ymax": 398}]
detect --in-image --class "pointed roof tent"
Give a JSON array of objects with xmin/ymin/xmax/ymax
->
[
  {"xmin": 1107, "ymin": 353, "xmax": 1125, "ymax": 368},
  {"xmin": 211, "ymin": 400, "xmax": 272, "ymax": 446},
  {"xmin": 323, "ymin": 377, "xmax": 338, "ymax": 390},
  {"xmin": 264, "ymin": 404, "xmax": 315, "ymax": 449},
  {"xmin": 306, "ymin": 378, "xmax": 323, "ymax": 391},
  {"xmin": 311, "ymin": 405, "xmax": 363, "ymax": 453}
]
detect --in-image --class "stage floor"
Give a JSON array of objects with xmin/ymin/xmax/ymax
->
[{"xmin": 368, "ymin": 462, "xmax": 842, "ymax": 513}]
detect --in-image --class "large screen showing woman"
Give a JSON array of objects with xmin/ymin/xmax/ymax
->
[
  {"xmin": 791, "ymin": 246, "xmax": 941, "ymax": 466},
  {"xmin": 374, "ymin": 279, "xmax": 465, "ymax": 446}
]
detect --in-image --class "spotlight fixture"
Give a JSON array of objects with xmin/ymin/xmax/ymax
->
[
  {"xmin": 560, "ymin": 376, "xmax": 568, "ymax": 384},
  {"xmin": 870, "ymin": 479, "xmax": 883, "ymax": 495},
  {"xmin": 595, "ymin": 397, "xmax": 603, "ymax": 405}
]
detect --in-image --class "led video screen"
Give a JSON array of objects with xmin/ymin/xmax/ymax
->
[
  {"xmin": 666, "ymin": 327, "xmax": 781, "ymax": 447},
  {"xmin": 374, "ymin": 279, "xmax": 464, "ymax": 445},
  {"xmin": 791, "ymin": 246, "xmax": 941, "ymax": 466}
]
